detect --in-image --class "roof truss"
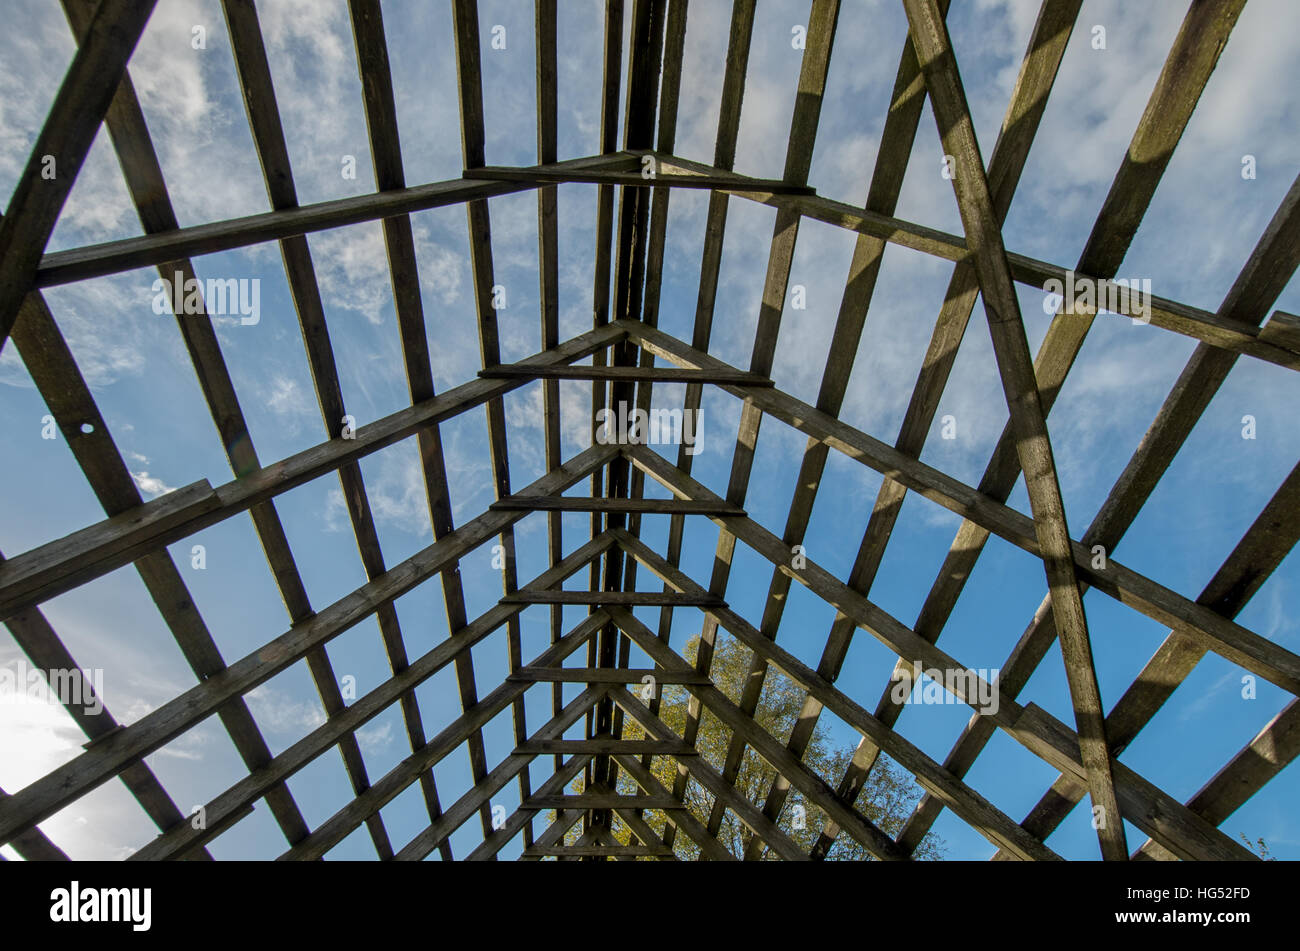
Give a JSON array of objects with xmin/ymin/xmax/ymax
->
[{"xmin": 1, "ymin": 0, "xmax": 1297, "ymax": 862}]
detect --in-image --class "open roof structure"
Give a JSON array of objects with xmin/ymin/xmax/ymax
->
[{"xmin": 1, "ymin": 0, "xmax": 1298, "ymax": 862}]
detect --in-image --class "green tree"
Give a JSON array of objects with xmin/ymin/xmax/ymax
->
[{"xmin": 561, "ymin": 633, "xmax": 946, "ymax": 860}]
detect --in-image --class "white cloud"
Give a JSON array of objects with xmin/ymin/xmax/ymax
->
[{"xmin": 130, "ymin": 471, "xmax": 178, "ymax": 498}]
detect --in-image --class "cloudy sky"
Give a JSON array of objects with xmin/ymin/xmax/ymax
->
[{"xmin": 1, "ymin": 0, "xmax": 1298, "ymax": 861}]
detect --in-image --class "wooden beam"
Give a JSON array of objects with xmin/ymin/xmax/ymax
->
[
  {"xmin": 515, "ymin": 740, "xmax": 699, "ymax": 757},
  {"xmin": 468, "ymin": 754, "xmax": 591, "ymax": 860},
  {"xmin": 523, "ymin": 843, "xmax": 677, "ymax": 857},
  {"xmin": 478, "ymin": 364, "xmax": 773, "ymax": 385},
  {"xmin": 464, "ymin": 164, "xmax": 813, "ymax": 195},
  {"xmin": 1134, "ymin": 699, "xmax": 1300, "ymax": 860},
  {"xmin": 490, "ymin": 496, "xmax": 745, "ymax": 516},
  {"xmin": 502, "ymin": 591, "xmax": 726, "ymax": 608},
  {"xmin": 991, "ymin": 459, "xmax": 1300, "ymax": 858},
  {"xmin": 0, "ymin": 0, "xmax": 158, "ymax": 348},
  {"xmin": 508, "ymin": 667, "xmax": 712, "ymax": 685},
  {"xmin": 286, "ymin": 685, "xmax": 606, "ymax": 861},
  {"xmin": 32, "ymin": 154, "xmax": 632, "ymax": 289},
  {"xmin": 523, "ymin": 794, "xmax": 688, "ymax": 811}
]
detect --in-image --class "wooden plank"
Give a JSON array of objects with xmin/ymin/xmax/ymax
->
[
  {"xmin": 657, "ymin": 154, "xmax": 1300, "ymax": 374},
  {"xmin": 523, "ymin": 794, "xmax": 687, "ymax": 811},
  {"xmin": 57, "ymin": 0, "xmax": 393, "ymax": 855},
  {"xmin": 0, "ymin": 0, "xmax": 158, "ymax": 348},
  {"xmin": 464, "ymin": 165, "xmax": 813, "ymax": 194},
  {"xmin": 1134, "ymin": 699, "xmax": 1300, "ymax": 860},
  {"xmin": 468, "ymin": 755, "xmax": 591, "ymax": 860},
  {"xmin": 992, "ymin": 459, "xmax": 1300, "ymax": 858},
  {"xmin": 606, "ymin": 687, "xmax": 807, "ymax": 861},
  {"xmin": 608, "ymin": 754, "xmax": 737, "ymax": 862},
  {"xmin": 693, "ymin": 0, "xmax": 842, "ymax": 844},
  {"xmin": 502, "ymin": 591, "xmax": 726, "ymax": 607},
  {"xmin": 6, "ymin": 1, "xmax": 313, "ymax": 848},
  {"xmin": 508, "ymin": 667, "xmax": 712, "ymax": 685},
  {"xmin": 33, "ymin": 156, "xmax": 630, "ymax": 289},
  {"xmin": 523, "ymin": 843, "xmax": 677, "ymax": 857},
  {"xmin": 0, "ymin": 479, "xmax": 218, "ymax": 621},
  {"xmin": 908, "ymin": 172, "xmax": 1300, "ymax": 858},
  {"xmin": 515, "ymin": 740, "xmax": 699, "ymax": 757},
  {"xmin": 490, "ymin": 497, "xmax": 745, "ymax": 516},
  {"xmin": 1259, "ymin": 310, "xmax": 1300, "ymax": 352},
  {"xmin": 649, "ymin": 0, "xmax": 756, "ymax": 846},
  {"xmin": 0, "ymin": 788, "xmax": 68, "ymax": 862},
  {"xmin": 479, "ymin": 364, "xmax": 773, "ymax": 385}
]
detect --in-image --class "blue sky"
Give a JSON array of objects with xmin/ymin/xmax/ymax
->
[{"xmin": 1, "ymin": 0, "xmax": 1298, "ymax": 861}]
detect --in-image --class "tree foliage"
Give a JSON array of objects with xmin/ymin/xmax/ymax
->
[{"xmin": 561, "ymin": 633, "xmax": 946, "ymax": 860}]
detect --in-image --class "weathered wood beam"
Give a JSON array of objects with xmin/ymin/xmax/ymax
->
[
  {"xmin": 515, "ymin": 739, "xmax": 699, "ymax": 757},
  {"xmin": 608, "ymin": 754, "xmax": 736, "ymax": 862},
  {"xmin": 604, "ymin": 607, "xmax": 909, "ymax": 861},
  {"xmin": 991, "ymin": 459, "xmax": 1300, "ymax": 858},
  {"xmin": 463, "ymin": 165, "xmax": 813, "ymax": 194},
  {"xmin": 650, "ymin": 0, "xmax": 756, "ymax": 847},
  {"xmin": 491, "ymin": 496, "xmax": 745, "ymax": 516},
  {"xmin": 0, "ymin": 0, "xmax": 158, "ymax": 349},
  {"xmin": 523, "ymin": 794, "xmax": 688, "ymax": 811},
  {"xmin": 507, "ymin": 667, "xmax": 712, "ymax": 685},
  {"xmin": 32, "ymin": 154, "xmax": 632, "ymax": 289},
  {"xmin": 502, "ymin": 591, "xmax": 726, "ymax": 608},
  {"xmin": 222, "ymin": 0, "xmax": 454, "ymax": 855},
  {"xmin": 468, "ymin": 755, "xmax": 591, "ymax": 860},
  {"xmin": 694, "ymin": 0, "xmax": 842, "ymax": 845},
  {"xmin": 523, "ymin": 843, "xmax": 677, "ymax": 858},
  {"xmin": 479, "ymin": 364, "xmax": 773, "ymax": 385},
  {"xmin": 907, "ymin": 171, "xmax": 1300, "ymax": 857}
]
